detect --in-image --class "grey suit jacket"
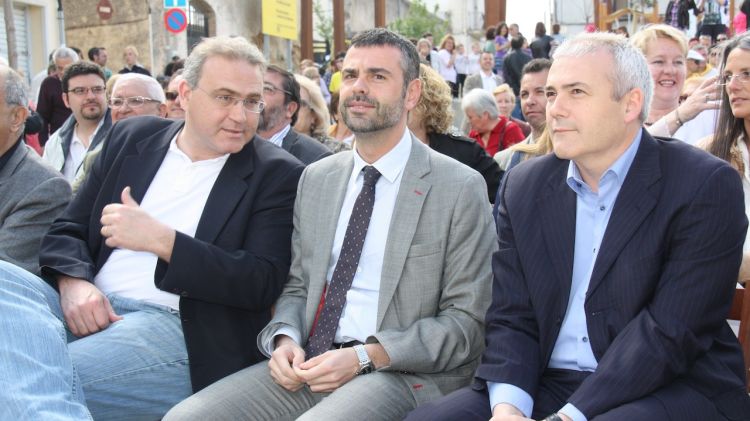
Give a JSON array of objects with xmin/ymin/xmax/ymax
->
[
  {"xmin": 281, "ymin": 129, "xmax": 332, "ymax": 165},
  {"xmin": 462, "ymin": 72, "xmax": 504, "ymax": 97},
  {"xmin": 258, "ymin": 135, "xmax": 496, "ymax": 403},
  {"xmin": 0, "ymin": 143, "xmax": 71, "ymax": 275}
]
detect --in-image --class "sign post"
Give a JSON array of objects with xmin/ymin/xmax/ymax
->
[{"xmin": 164, "ymin": 8, "xmax": 188, "ymax": 34}]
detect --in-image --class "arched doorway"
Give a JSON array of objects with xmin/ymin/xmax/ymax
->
[{"xmin": 187, "ymin": 0, "xmax": 215, "ymax": 52}]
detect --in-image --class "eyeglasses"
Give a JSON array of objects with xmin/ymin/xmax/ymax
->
[
  {"xmin": 108, "ymin": 96, "xmax": 161, "ymax": 108},
  {"xmin": 718, "ymin": 71, "xmax": 750, "ymax": 86},
  {"xmin": 263, "ymin": 83, "xmax": 292, "ymax": 96},
  {"xmin": 67, "ymin": 86, "xmax": 106, "ymax": 96},
  {"xmin": 195, "ymin": 86, "xmax": 265, "ymax": 113},
  {"xmin": 165, "ymin": 91, "xmax": 178, "ymax": 101}
]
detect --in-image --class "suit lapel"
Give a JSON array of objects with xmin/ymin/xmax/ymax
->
[
  {"xmin": 586, "ymin": 132, "xmax": 661, "ymax": 298},
  {"xmin": 281, "ymin": 129, "xmax": 295, "ymax": 152},
  {"xmin": 538, "ymin": 160, "xmax": 577, "ymax": 312},
  {"xmin": 377, "ymin": 137, "xmax": 431, "ymax": 328},
  {"xmin": 305, "ymin": 154, "xmax": 354, "ymax": 328},
  {"xmin": 194, "ymin": 136, "xmax": 256, "ymax": 243},
  {"xmin": 113, "ymin": 121, "xmax": 183, "ymax": 204}
]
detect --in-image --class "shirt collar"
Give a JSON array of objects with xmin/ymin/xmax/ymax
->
[
  {"xmin": 169, "ymin": 131, "xmax": 231, "ymax": 165},
  {"xmin": 267, "ymin": 124, "xmax": 292, "ymax": 147},
  {"xmin": 0, "ymin": 137, "xmax": 22, "ymax": 173},
  {"xmin": 566, "ymin": 128, "xmax": 643, "ymax": 193},
  {"xmin": 352, "ymin": 128, "xmax": 412, "ymax": 184}
]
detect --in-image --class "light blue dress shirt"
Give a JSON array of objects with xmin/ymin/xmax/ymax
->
[{"xmin": 489, "ymin": 130, "xmax": 643, "ymax": 421}]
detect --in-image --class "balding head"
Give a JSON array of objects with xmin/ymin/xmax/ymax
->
[{"xmin": 110, "ymin": 74, "xmax": 166, "ymax": 122}]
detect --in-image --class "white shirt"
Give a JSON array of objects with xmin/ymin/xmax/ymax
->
[
  {"xmin": 62, "ymin": 119, "xmax": 105, "ymax": 182},
  {"xmin": 267, "ymin": 129, "xmax": 412, "ymax": 353},
  {"xmin": 481, "ymin": 70, "xmax": 498, "ymax": 92},
  {"xmin": 266, "ymin": 124, "xmax": 291, "ymax": 148},
  {"xmin": 95, "ymin": 135, "xmax": 230, "ymax": 310}
]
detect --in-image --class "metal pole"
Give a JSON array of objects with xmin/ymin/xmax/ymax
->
[
  {"xmin": 264, "ymin": 34, "xmax": 270, "ymax": 60},
  {"xmin": 286, "ymin": 39, "xmax": 292, "ymax": 71},
  {"xmin": 57, "ymin": 0, "xmax": 65, "ymax": 45}
]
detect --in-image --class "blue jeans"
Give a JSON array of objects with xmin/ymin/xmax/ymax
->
[{"xmin": 0, "ymin": 261, "xmax": 191, "ymax": 420}]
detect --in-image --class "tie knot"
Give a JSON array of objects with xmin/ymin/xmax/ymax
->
[{"xmin": 362, "ymin": 166, "xmax": 381, "ymax": 187}]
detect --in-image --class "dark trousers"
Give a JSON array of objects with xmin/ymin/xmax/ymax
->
[{"xmin": 404, "ymin": 369, "xmax": 728, "ymax": 421}]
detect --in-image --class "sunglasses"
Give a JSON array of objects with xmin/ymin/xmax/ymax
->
[{"xmin": 165, "ymin": 91, "xmax": 178, "ymax": 101}]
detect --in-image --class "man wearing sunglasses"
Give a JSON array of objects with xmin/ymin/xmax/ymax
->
[
  {"xmin": 165, "ymin": 72, "xmax": 186, "ymax": 119},
  {"xmin": 258, "ymin": 64, "xmax": 332, "ymax": 165},
  {"xmin": 42, "ymin": 61, "xmax": 111, "ymax": 183}
]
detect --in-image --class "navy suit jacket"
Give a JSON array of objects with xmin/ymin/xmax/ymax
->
[
  {"xmin": 280, "ymin": 128, "xmax": 332, "ymax": 165},
  {"xmin": 476, "ymin": 131, "xmax": 750, "ymax": 419},
  {"xmin": 39, "ymin": 116, "xmax": 304, "ymax": 391}
]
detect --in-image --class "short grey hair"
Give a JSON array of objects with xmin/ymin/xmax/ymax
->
[
  {"xmin": 112, "ymin": 73, "xmax": 166, "ymax": 103},
  {"xmin": 1, "ymin": 65, "xmax": 28, "ymax": 107},
  {"xmin": 53, "ymin": 47, "xmax": 80, "ymax": 63},
  {"xmin": 182, "ymin": 36, "xmax": 266, "ymax": 88},
  {"xmin": 554, "ymin": 32, "xmax": 653, "ymax": 122},
  {"xmin": 461, "ymin": 88, "xmax": 499, "ymax": 120}
]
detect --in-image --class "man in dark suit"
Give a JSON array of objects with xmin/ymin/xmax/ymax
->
[
  {"xmin": 407, "ymin": 32, "xmax": 750, "ymax": 421},
  {"xmin": 0, "ymin": 36, "xmax": 303, "ymax": 420},
  {"xmin": 258, "ymin": 64, "xmax": 332, "ymax": 165}
]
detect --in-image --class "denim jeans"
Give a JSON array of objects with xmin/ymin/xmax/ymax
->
[{"xmin": 0, "ymin": 260, "xmax": 191, "ymax": 420}]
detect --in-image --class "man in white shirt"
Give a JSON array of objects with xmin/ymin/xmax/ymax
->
[
  {"xmin": 165, "ymin": 27, "xmax": 496, "ymax": 421},
  {"xmin": 0, "ymin": 36, "xmax": 304, "ymax": 420},
  {"xmin": 463, "ymin": 52, "xmax": 504, "ymax": 97},
  {"xmin": 42, "ymin": 61, "xmax": 111, "ymax": 182}
]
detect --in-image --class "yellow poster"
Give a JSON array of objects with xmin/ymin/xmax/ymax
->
[{"xmin": 262, "ymin": 0, "xmax": 298, "ymax": 40}]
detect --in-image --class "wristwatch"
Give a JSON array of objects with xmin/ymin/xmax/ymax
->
[
  {"xmin": 353, "ymin": 345, "xmax": 374, "ymax": 375},
  {"xmin": 542, "ymin": 414, "xmax": 563, "ymax": 421}
]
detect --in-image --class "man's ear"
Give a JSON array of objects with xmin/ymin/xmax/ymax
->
[
  {"xmin": 286, "ymin": 101, "xmax": 299, "ymax": 120},
  {"xmin": 10, "ymin": 105, "xmax": 28, "ymax": 134},
  {"xmin": 623, "ymin": 88, "xmax": 644, "ymax": 124}
]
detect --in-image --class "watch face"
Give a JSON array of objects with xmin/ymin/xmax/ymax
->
[{"xmin": 358, "ymin": 363, "xmax": 373, "ymax": 375}]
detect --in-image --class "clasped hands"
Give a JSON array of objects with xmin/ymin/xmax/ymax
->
[{"xmin": 269, "ymin": 336, "xmax": 360, "ymax": 393}]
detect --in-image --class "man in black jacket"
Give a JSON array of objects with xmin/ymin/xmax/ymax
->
[
  {"xmin": 258, "ymin": 64, "xmax": 332, "ymax": 165},
  {"xmin": 0, "ymin": 36, "xmax": 303, "ymax": 420}
]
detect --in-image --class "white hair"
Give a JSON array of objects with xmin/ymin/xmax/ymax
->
[
  {"xmin": 112, "ymin": 73, "xmax": 166, "ymax": 103},
  {"xmin": 553, "ymin": 32, "xmax": 653, "ymax": 122},
  {"xmin": 461, "ymin": 88, "xmax": 499, "ymax": 120},
  {"xmin": 53, "ymin": 47, "xmax": 80, "ymax": 63}
]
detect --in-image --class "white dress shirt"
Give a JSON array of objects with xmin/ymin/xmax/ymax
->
[
  {"xmin": 62, "ymin": 118, "xmax": 105, "ymax": 182},
  {"xmin": 95, "ymin": 134, "xmax": 229, "ymax": 310},
  {"xmin": 481, "ymin": 70, "xmax": 499, "ymax": 92},
  {"xmin": 265, "ymin": 124, "xmax": 291, "ymax": 148}
]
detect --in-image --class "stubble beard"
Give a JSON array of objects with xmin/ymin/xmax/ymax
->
[{"xmin": 341, "ymin": 94, "xmax": 404, "ymax": 134}]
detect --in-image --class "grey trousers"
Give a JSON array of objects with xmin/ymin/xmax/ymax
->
[{"xmin": 164, "ymin": 360, "xmax": 419, "ymax": 421}]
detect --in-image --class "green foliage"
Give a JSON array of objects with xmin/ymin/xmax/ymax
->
[
  {"xmin": 313, "ymin": 0, "xmax": 333, "ymax": 44},
  {"xmin": 388, "ymin": 0, "xmax": 450, "ymax": 42}
]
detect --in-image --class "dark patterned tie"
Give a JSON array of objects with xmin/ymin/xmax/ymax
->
[{"xmin": 304, "ymin": 165, "xmax": 382, "ymax": 358}]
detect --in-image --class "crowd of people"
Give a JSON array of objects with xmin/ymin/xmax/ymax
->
[{"xmin": 1, "ymin": 4, "xmax": 750, "ymax": 420}]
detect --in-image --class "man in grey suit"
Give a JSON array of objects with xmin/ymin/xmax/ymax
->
[
  {"xmin": 165, "ymin": 28, "xmax": 496, "ymax": 421},
  {"xmin": 258, "ymin": 64, "xmax": 332, "ymax": 165},
  {"xmin": 462, "ymin": 51, "xmax": 504, "ymax": 97},
  {"xmin": 0, "ymin": 65, "xmax": 71, "ymax": 275}
]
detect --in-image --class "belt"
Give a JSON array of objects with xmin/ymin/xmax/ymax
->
[{"xmin": 331, "ymin": 340, "xmax": 363, "ymax": 349}]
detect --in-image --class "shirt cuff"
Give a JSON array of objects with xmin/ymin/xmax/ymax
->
[
  {"xmin": 487, "ymin": 382, "xmax": 534, "ymax": 418},
  {"xmin": 559, "ymin": 403, "xmax": 588, "ymax": 421},
  {"xmin": 262, "ymin": 326, "xmax": 301, "ymax": 356}
]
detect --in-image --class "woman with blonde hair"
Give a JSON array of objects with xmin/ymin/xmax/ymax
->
[
  {"xmin": 492, "ymin": 84, "xmax": 531, "ymax": 137},
  {"xmin": 408, "ymin": 63, "xmax": 502, "ymax": 201},
  {"xmin": 631, "ymin": 24, "xmax": 719, "ymax": 144},
  {"xmin": 293, "ymin": 74, "xmax": 349, "ymax": 154}
]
